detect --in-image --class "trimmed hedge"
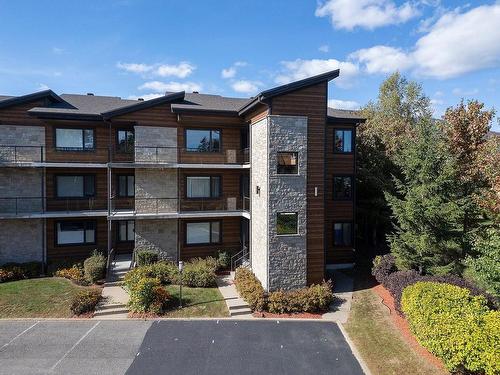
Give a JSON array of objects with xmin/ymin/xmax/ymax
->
[
  {"xmin": 136, "ymin": 250, "xmax": 159, "ymax": 266},
  {"xmin": 234, "ymin": 267, "xmax": 266, "ymax": 311},
  {"xmin": 54, "ymin": 266, "xmax": 87, "ymax": 285},
  {"xmin": 0, "ymin": 262, "xmax": 43, "ymax": 283},
  {"xmin": 70, "ymin": 289, "xmax": 102, "ymax": 315},
  {"xmin": 83, "ymin": 251, "xmax": 106, "ymax": 283},
  {"xmin": 234, "ymin": 268, "xmax": 334, "ymax": 314},
  {"xmin": 180, "ymin": 257, "xmax": 217, "ymax": 287},
  {"xmin": 402, "ymin": 282, "xmax": 500, "ymax": 375}
]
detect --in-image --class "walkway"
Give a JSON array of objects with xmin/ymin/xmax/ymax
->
[
  {"xmin": 322, "ymin": 269, "xmax": 354, "ymax": 323},
  {"xmin": 93, "ymin": 254, "xmax": 132, "ymax": 319},
  {"xmin": 215, "ymin": 275, "xmax": 253, "ymax": 318}
]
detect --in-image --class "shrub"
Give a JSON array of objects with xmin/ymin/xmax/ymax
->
[
  {"xmin": 402, "ymin": 282, "xmax": 499, "ymax": 375},
  {"xmin": 136, "ymin": 250, "xmax": 159, "ymax": 266},
  {"xmin": 47, "ymin": 258, "xmax": 84, "ymax": 275},
  {"xmin": 70, "ymin": 289, "xmax": 102, "ymax": 315},
  {"xmin": 384, "ymin": 270, "xmax": 421, "ymax": 313},
  {"xmin": 0, "ymin": 267, "xmax": 24, "ymax": 283},
  {"xmin": 216, "ymin": 250, "xmax": 231, "ymax": 270},
  {"xmin": 371, "ymin": 254, "xmax": 397, "ymax": 284},
  {"xmin": 128, "ymin": 277, "xmax": 170, "ymax": 314},
  {"xmin": 1, "ymin": 262, "xmax": 42, "ymax": 278},
  {"xmin": 180, "ymin": 258, "xmax": 217, "ymax": 287},
  {"xmin": 149, "ymin": 261, "xmax": 178, "ymax": 285},
  {"xmin": 267, "ymin": 281, "xmax": 334, "ymax": 314},
  {"xmin": 234, "ymin": 267, "xmax": 266, "ymax": 311},
  {"xmin": 83, "ymin": 251, "xmax": 106, "ymax": 283},
  {"xmin": 55, "ymin": 266, "xmax": 87, "ymax": 285}
]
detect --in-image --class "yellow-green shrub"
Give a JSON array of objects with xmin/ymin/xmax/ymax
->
[
  {"xmin": 127, "ymin": 277, "xmax": 170, "ymax": 314},
  {"xmin": 55, "ymin": 266, "xmax": 87, "ymax": 285},
  {"xmin": 402, "ymin": 282, "xmax": 499, "ymax": 375},
  {"xmin": 234, "ymin": 267, "xmax": 266, "ymax": 311},
  {"xmin": 267, "ymin": 281, "xmax": 333, "ymax": 314}
]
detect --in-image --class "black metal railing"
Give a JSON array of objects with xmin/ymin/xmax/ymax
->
[
  {"xmin": 0, "ymin": 145, "xmax": 45, "ymax": 163},
  {"xmin": 0, "ymin": 197, "xmax": 108, "ymax": 215}
]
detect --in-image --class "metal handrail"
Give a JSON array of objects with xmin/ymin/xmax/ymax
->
[
  {"xmin": 231, "ymin": 246, "xmax": 249, "ymax": 271},
  {"xmin": 106, "ymin": 248, "xmax": 116, "ymax": 275}
]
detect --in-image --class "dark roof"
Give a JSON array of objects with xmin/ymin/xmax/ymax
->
[
  {"xmin": 0, "ymin": 90, "xmax": 64, "ymax": 110},
  {"xmin": 327, "ymin": 108, "xmax": 365, "ymax": 122},
  {"xmin": 238, "ymin": 69, "xmax": 340, "ymax": 115},
  {"xmin": 171, "ymin": 93, "xmax": 250, "ymax": 114}
]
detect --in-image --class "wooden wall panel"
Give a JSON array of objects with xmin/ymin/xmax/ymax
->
[
  {"xmin": 271, "ymin": 82, "xmax": 328, "ymax": 284},
  {"xmin": 0, "ymin": 100, "xmax": 46, "ymax": 126},
  {"xmin": 179, "ymin": 217, "xmax": 242, "ymax": 260}
]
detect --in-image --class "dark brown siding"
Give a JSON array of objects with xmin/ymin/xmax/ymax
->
[
  {"xmin": 47, "ymin": 217, "xmax": 107, "ymax": 261},
  {"xmin": 0, "ymin": 100, "xmax": 46, "ymax": 125},
  {"xmin": 271, "ymin": 82, "xmax": 328, "ymax": 285},
  {"xmin": 179, "ymin": 217, "xmax": 242, "ymax": 260},
  {"xmin": 325, "ymin": 124, "xmax": 356, "ymax": 264},
  {"xmin": 243, "ymin": 104, "xmax": 268, "ymax": 124},
  {"xmin": 111, "ymin": 103, "xmax": 178, "ymax": 126}
]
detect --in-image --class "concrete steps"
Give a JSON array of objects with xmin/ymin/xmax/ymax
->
[{"xmin": 216, "ymin": 275, "xmax": 253, "ymax": 319}]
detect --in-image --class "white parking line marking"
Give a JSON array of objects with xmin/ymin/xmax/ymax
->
[
  {"xmin": 0, "ymin": 321, "xmax": 39, "ymax": 351},
  {"xmin": 50, "ymin": 321, "xmax": 100, "ymax": 372}
]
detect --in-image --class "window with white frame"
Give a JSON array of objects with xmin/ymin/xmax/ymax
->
[
  {"xmin": 277, "ymin": 152, "xmax": 298, "ymax": 174},
  {"xmin": 55, "ymin": 128, "xmax": 94, "ymax": 150},
  {"xmin": 56, "ymin": 221, "xmax": 96, "ymax": 245},
  {"xmin": 186, "ymin": 221, "xmax": 221, "ymax": 245},
  {"xmin": 277, "ymin": 212, "xmax": 298, "ymax": 235}
]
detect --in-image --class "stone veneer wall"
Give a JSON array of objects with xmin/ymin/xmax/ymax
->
[
  {"xmin": 0, "ymin": 219, "xmax": 44, "ymax": 264},
  {"xmin": 267, "ymin": 115, "xmax": 308, "ymax": 291},
  {"xmin": 135, "ymin": 169, "xmax": 178, "ymax": 213},
  {"xmin": 0, "ymin": 125, "xmax": 45, "ymax": 162},
  {"xmin": 250, "ymin": 117, "xmax": 269, "ymax": 290},
  {"xmin": 134, "ymin": 219, "xmax": 178, "ymax": 261},
  {"xmin": 0, "ymin": 168, "xmax": 43, "ymax": 213},
  {"xmin": 134, "ymin": 126, "xmax": 177, "ymax": 163}
]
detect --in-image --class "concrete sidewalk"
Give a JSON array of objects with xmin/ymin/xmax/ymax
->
[
  {"xmin": 216, "ymin": 275, "xmax": 253, "ymax": 318},
  {"xmin": 322, "ymin": 269, "xmax": 354, "ymax": 323}
]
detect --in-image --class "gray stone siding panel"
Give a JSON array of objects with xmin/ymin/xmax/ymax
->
[
  {"xmin": 135, "ymin": 126, "xmax": 177, "ymax": 163},
  {"xmin": 135, "ymin": 219, "xmax": 178, "ymax": 262},
  {"xmin": 0, "ymin": 168, "xmax": 43, "ymax": 213},
  {"xmin": 0, "ymin": 219, "xmax": 43, "ymax": 264},
  {"xmin": 250, "ymin": 117, "xmax": 269, "ymax": 290},
  {"xmin": 135, "ymin": 169, "xmax": 178, "ymax": 213},
  {"xmin": 267, "ymin": 116, "xmax": 308, "ymax": 291},
  {"xmin": 0, "ymin": 125, "xmax": 45, "ymax": 162}
]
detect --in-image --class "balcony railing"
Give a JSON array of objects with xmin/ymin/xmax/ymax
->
[
  {"xmin": 0, "ymin": 197, "xmax": 108, "ymax": 215},
  {"xmin": 1, "ymin": 145, "xmax": 250, "ymax": 165}
]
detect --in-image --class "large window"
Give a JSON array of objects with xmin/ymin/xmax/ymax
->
[
  {"xmin": 334, "ymin": 129, "xmax": 353, "ymax": 153},
  {"xmin": 117, "ymin": 175, "xmax": 135, "ymax": 197},
  {"xmin": 277, "ymin": 152, "xmax": 298, "ymax": 174},
  {"xmin": 56, "ymin": 221, "xmax": 96, "ymax": 245},
  {"xmin": 186, "ymin": 176, "xmax": 220, "ymax": 198},
  {"xmin": 277, "ymin": 212, "xmax": 298, "ymax": 235},
  {"xmin": 186, "ymin": 129, "xmax": 220, "ymax": 152},
  {"xmin": 56, "ymin": 175, "xmax": 95, "ymax": 198},
  {"xmin": 117, "ymin": 129, "xmax": 134, "ymax": 153},
  {"xmin": 333, "ymin": 176, "xmax": 353, "ymax": 200},
  {"xmin": 117, "ymin": 220, "xmax": 134, "ymax": 242},
  {"xmin": 186, "ymin": 221, "xmax": 221, "ymax": 245},
  {"xmin": 55, "ymin": 128, "xmax": 95, "ymax": 151},
  {"xmin": 333, "ymin": 222, "xmax": 352, "ymax": 246}
]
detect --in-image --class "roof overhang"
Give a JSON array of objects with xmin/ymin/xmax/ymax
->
[
  {"xmin": 0, "ymin": 90, "xmax": 66, "ymax": 110},
  {"xmin": 27, "ymin": 108, "xmax": 103, "ymax": 121}
]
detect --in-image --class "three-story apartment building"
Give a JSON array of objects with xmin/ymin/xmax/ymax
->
[{"xmin": 0, "ymin": 70, "xmax": 363, "ymax": 290}]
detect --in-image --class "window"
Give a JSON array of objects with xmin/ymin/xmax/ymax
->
[
  {"xmin": 117, "ymin": 129, "xmax": 134, "ymax": 153},
  {"xmin": 117, "ymin": 220, "xmax": 134, "ymax": 242},
  {"xmin": 333, "ymin": 176, "xmax": 353, "ymax": 200},
  {"xmin": 277, "ymin": 212, "xmax": 298, "ymax": 235},
  {"xmin": 186, "ymin": 221, "xmax": 221, "ymax": 245},
  {"xmin": 56, "ymin": 175, "xmax": 95, "ymax": 198},
  {"xmin": 333, "ymin": 222, "xmax": 352, "ymax": 246},
  {"xmin": 186, "ymin": 129, "xmax": 220, "ymax": 152},
  {"xmin": 56, "ymin": 221, "xmax": 96, "ymax": 245},
  {"xmin": 277, "ymin": 152, "xmax": 298, "ymax": 174},
  {"xmin": 186, "ymin": 176, "xmax": 220, "ymax": 198},
  {"xmin": 334, "ymin": 129, "xmax": 353, "ymax": 153},
  {"xmin": 117, "ymin": 175, "xmax": 135, "ymax": 197},
  {"xmin": 55, "ymin": 128, "xmax": 95, "ymax": 150}
]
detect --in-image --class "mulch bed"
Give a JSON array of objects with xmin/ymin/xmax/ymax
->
[
  {"xmin": 252, "ymin": 311, "xmax": 323, "ymax": 319},
  {"xmin": 372, "ymin": 284, "xmax": 446, "ymax": 371}
]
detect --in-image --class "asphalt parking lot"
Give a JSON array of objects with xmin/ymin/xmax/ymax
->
[{"xmin": 0, "ymin": 320, "xmax": 364, "ymax": 375}]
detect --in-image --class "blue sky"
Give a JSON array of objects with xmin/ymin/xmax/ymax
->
[{"xmin": 0, "ymin": 0, "xmax": 499, "ymax": 130}]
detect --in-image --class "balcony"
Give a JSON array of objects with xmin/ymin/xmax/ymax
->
[
  {"xmin": 0, "ymin": 145, "xmax": 45, "ymax": 164},
  {"xmin": 0, "ymin": 197, "xmax": 108, "ymax": 218}
]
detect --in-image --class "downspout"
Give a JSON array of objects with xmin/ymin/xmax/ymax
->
[{"xmin": 107, "ymin": 120, "xmax": 112, "ymax": 256}]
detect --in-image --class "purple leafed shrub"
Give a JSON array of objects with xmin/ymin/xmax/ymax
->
[{"xmin": 371, "ymin": 254, "xmax": 397, "ymax": 284}]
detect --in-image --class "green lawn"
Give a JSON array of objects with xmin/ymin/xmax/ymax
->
[
  {"xmin": 163, "ymin": 285, "xmax": 229, "ymax": 318},
  {"xmin": 344, "ymin": 287, "xmax": 448, "ymax": 375},
  {"xmin": 0, "ymin": 277, "xmax": 95, "ymax": 318}
]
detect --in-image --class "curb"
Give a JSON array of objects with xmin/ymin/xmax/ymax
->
[{"xmin": 337, "ymin": 322, "xmax": 373, "ymax": 375}]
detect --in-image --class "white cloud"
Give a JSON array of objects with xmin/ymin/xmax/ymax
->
[
  {"xmin": 275, "ymin": 58, "xmax": 359, "ymax": 88},
  {"xmin": 315, "ymin": 0, "xmax": 420, "ymax": 30},
  {"xmin": 37, "ymin": 83, "xmax": 50, "ymax": 91},
  {"xmin": 138, "ymin": 81, "xmax": 202, "ymax": 93},
  {"xmin": 221, "ymin": 61, "xmax": 248, "ymax": 79},
  {"xmin": 117, "ymin": 61, "xmax": 196, "ymax": 78},
  {"xmin": 452, "ymin": 87, "xmax": 479, "ymax": 96},
  {"xmin": 319, "ymin": 45, "xmax": 330, "ymax": 53},
  {"xmin": 127, "ymin": 93, "xmax": 164, "ymax": 101},
  {"xmin": 231, "ymin": 80, "xmax": 262, "ymax": 95},
  {"xmin": 52, "ymin": 47, "xmax": 64, "ymax": 55},
  {"xmin": 349, "ymin": 4, "xmax": 500, "ymax": 79},
  {"xmin": 349, "ymin": 46, "xmax": 413, "ymax": 74},
  {"xmin": 328, "ymin": 99, "xmax": 361, "ymax": 110}
]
